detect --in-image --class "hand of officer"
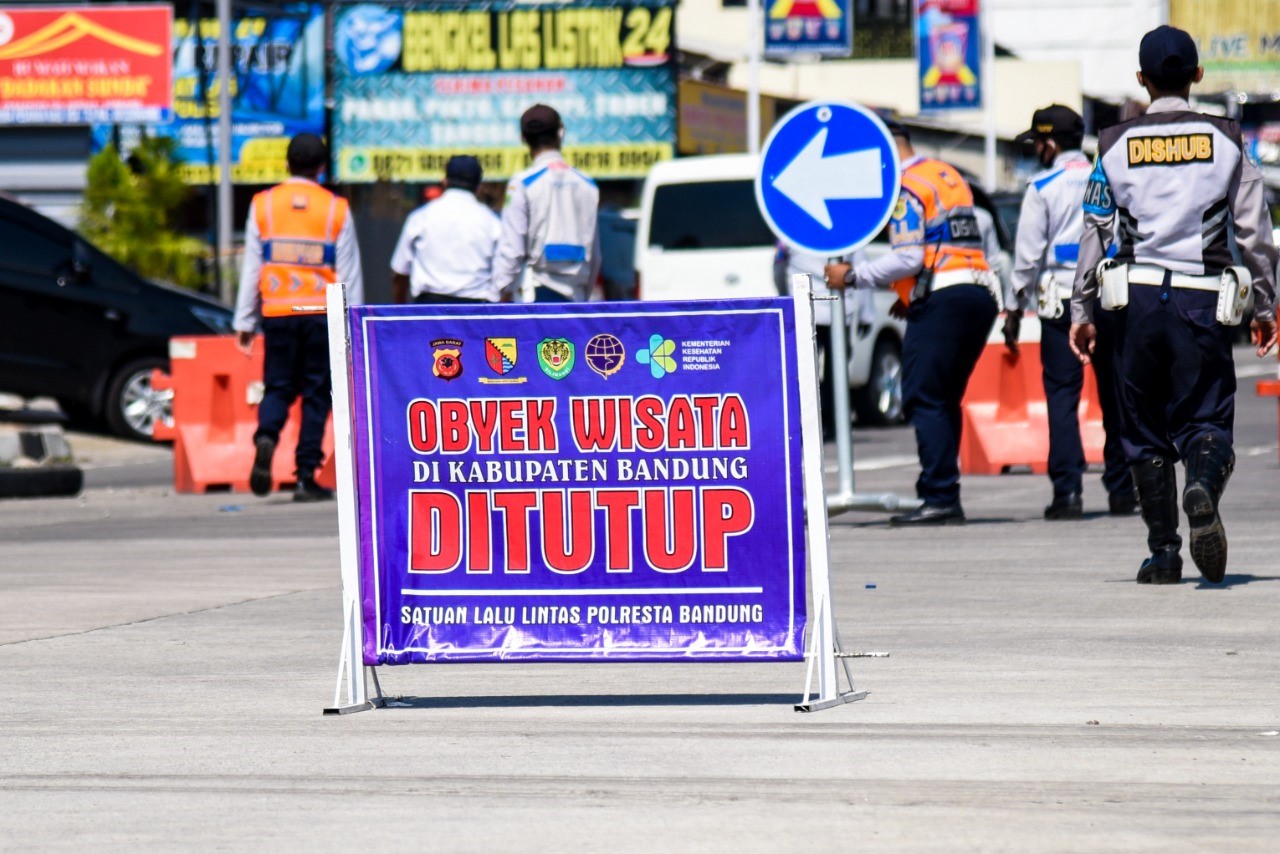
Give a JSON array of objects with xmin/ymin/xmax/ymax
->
[
  {"xmin": 236, "ymin": 330, "xmax": 255, "ymax": 357},
  {"xmin": 1069, "ymin": 322, "xmax": 1096, "ymax": 365},
  {"xmin": 889, "ymin": 298, "xmax": 909, "ymax": 320},
  {"xmin": 824, "ymin": 262, "xmax": 851, "ymax": 290},
  {"xmin": 1002, "ymin": 311, "xmax": 1021, "ymax": 356},
  {"xmin": 1252, "ymin": 316, "xmax": 1278, "ymax": 358}
]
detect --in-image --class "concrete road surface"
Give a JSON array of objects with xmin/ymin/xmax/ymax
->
[{"xmin": 2, "ymin": 349, "xmax": 1278, "ymax": 850}]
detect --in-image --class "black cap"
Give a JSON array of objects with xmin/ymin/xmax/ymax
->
[
  {"xmin": 1139, "ymin": 25, "xmax": 1199, "ymax": 77},
  {"xmin": 444, "ymin": 155, "xmax": 482, "ymax": 188},
  {"xmin": 520, "ymin": 104, "xmax": 562, "ymax": 136},
  {"xmin": 881, "ymin": 117, "xmax": 911, "ymax": 142},
  {"xmin": 1015, "ymin": 104, "xmax": 1084, "ymax": 145},
  {"xmin": 286, "ymin": 133, "xmax": 327, "ymax": 172}
]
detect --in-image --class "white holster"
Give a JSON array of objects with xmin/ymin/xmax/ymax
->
[
  {"xmin": 1098, "ymin": 258, "xmax": 1129, "ymax": 311},
  {"xmin": 1216, "ymin": 266, "xmax": 1254, "ymax": 326},
  {"xmin": 1036, "ymin": 272, "xmax": 1066, "ymax": 320}
]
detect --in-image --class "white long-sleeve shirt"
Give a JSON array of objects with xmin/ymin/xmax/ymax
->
[
  {"xmin": 233, "ymin": 178, "xmax": 364, "ymax": 333},
  {"xmin": 492, "ymin": 150, "xmax": 600, "ymax": 301},
  {"xmin": 390, "ymin": 189, "xmax": 502, "ymax": 301},
  {"xmin": 1009, "ymin": 150, "xmax": 1092, "ymax": 311}
]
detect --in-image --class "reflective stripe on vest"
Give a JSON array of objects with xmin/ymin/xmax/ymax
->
[
  {"xmin": 254, "ymin": 182, "xmax": 348, "ymax": 317},
  {"xmin": 892, "ymin": 159, "xmax": 990, "ymax": 300}
]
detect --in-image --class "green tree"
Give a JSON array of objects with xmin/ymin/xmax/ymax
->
[{"xmin": 80, "ymin": 137, "xmax": 211, "ymax": 290}]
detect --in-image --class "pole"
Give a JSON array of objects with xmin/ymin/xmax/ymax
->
[
  {"xmin": 216, "ymin": 0, "xmax": 235, "ymax": 305},
  {"xmin": 981, "ymin": 1, "xmax": 997, "ymax": 190},
  {"xmin": 747, "ymin": 0, "xmax": 762, "ymax": 155}
]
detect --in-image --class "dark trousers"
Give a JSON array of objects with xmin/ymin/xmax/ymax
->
[
  {"xmin": 1113, "ymin": 283, "xmax": 1235, "ymax": 463},
  {"xmin": 257, "ymin": 315, "xmax": 331, "ymax": 476},
  {"xmin": 902, "ymin": 285, "xmax": 999, "ymax": 506},
  {"xmin": 1041, "ymin": 309, "xmax": 1131, "ymax": 497},
  {"xmin": 414, "ymin": 291, "xmax": 489, "ymax": 305},
  {"xmin": 534, "ymin": 286, "xmax": 571, "ymax": 303}
]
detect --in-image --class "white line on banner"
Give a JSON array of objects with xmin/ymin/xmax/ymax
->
[{"xmin": 400, "ymin": 587, "xmax": 765, "ymax": 597}]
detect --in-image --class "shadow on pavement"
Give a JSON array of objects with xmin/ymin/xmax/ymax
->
[
  {"xmin": 378, "ymin": 693, "xmax": 800, "ymax": 709},
  {"xmin": 1196, "ymin": 574, "xmax": 1280, "ymax": 589}
]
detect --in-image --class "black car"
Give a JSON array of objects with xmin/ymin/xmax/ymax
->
[{"xmin": 0, "ymin": 194, "xmax": 233, "ymax": 440}]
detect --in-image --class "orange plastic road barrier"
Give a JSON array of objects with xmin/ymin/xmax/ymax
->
[
  {"xmin": 959, "ymin": 341, "xmax": 1104, "ymax": 475},
  {"xmin": 1256, "ymin": 377, "xmax": 1280, "ymax": 462},
  {"xmin": 157, "ymin": 335, "xmax": 335, "ymax": 494}
]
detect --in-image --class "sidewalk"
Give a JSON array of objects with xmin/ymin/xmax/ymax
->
[{"xmin": 1, "ymin": 358, "xmax": 1278, "ymax": 850}]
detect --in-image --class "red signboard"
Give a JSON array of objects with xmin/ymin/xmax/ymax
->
[{"xmin": 0, "ymin": 4, "xmax": 173, "ymax": 124}]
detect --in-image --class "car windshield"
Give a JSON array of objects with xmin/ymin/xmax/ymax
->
[{"xmin": 649, "ymin": 180, "xmax": 777, "ymax": 250}]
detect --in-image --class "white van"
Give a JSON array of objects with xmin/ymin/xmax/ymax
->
[{"xmin": 634, "ymin": 153, "xmax": 908, "ymax": 425}]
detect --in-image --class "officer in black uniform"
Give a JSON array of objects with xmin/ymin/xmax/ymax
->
[{"xmin": 1070, "ymin": 26, "xmax": 1279, "ymax": 584}]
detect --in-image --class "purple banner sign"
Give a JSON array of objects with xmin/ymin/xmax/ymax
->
[{"xmin": 347, "ymin": 299, "xmax": 807, "ymax": 664}]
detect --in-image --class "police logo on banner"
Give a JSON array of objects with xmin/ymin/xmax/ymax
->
[
  {"xmin": 431, "ymin": 338, "xmax": 463, "ymax": 380},
  {"xmin": 538, "ymin": 337, "xmax": 575, "ymax": 380}
]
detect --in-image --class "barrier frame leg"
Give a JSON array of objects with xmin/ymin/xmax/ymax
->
[
  {"xmin": 322, "ymin": 283, "xmax": 383, "ymax": 716},
  {"xmin": 791, "ymin": 275, "xmax": 868, "ymax": 712}
]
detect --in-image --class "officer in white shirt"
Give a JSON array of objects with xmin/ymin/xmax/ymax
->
[
  {"xmin": 1070, "ymin": 26, "xmax": 1278, "ymax": 585},
  {"xmin": 493, "ymin": 104, "xmax": 601, "ymax": 302},
  {"xmin": 390, "ymin": 155, "xmax": 502, "ymax": 305},
  {"xmin": 1007, "ymin": 105, "xmax": 1135, "ymax": 520}
]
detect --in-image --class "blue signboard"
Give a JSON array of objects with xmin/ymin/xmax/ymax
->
[
  {"xmin": 764, "ymin": 0, "xmax": 853, "ymax": 58},
  {"xmin": 332, "ymin": 1, "xmax": 677, "ymax": 181},
  {"xmin": 347, "ymin": 300, "xmax": 807, "ymax": 664},
  {"xmin": 917, "ymin": 0, "xmax": 982, "ymax": 112},
  {"xmin": 91, "ymin": 3, "xmax": 325, "ymax": 184},
  {"xmin": 755, "ymin": 101, "xmax": 901, "ymax": 257}
]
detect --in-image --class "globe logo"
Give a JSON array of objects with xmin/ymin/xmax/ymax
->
[
  {"xmin": 584, "ymin": 334, "xmax": 626, "ymax": 379},
  {"xmin": 636, "ymin": 334, "xmax": 677, "ymax": 379},
  {"xmin": 335, "ymin": 5, "xmax": 403, "ymax": 76}
]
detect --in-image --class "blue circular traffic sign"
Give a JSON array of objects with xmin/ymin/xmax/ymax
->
[{"xmin": 755, "ymin": 101, "xmax": 902, "ymax": 257}]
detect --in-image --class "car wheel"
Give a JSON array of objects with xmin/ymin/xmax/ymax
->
[
  {"xmin": 853, "ymin": 336, "xmax": 904, "ymax": 426},
  {"xmin": 103, "ymin": 357, "xmax": 171, "ymax": 442}
]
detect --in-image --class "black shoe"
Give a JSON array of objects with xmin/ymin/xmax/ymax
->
[
  {"xmin": 294, "ymin": 476, "xmax": 334, "ymax": 503},
  {"xmin": 249, "ymin": 436, "xmax": 276, "ymax": 497},
  {"xmin": 1183, "ymin": 435, "xmax": 1234, "ymax": 584},
  {"xmin": 1136, "ymin": 548, "xmax": 1183, "ymax": 584},
  {"xmin": 890, "ymin": 503, "xmax": 965, "ymax": 526},
  {"xmin": 1108, "ymin": 491, "xmax": 1139, "ymax": 515},
  {"xmin": 1044, "ymin": 492, "xmax": 1083, "ymax": 520}
]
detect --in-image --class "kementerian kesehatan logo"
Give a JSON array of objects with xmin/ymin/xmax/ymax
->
[
  {"xmin": 431, "ymin": 338, "xmax": 463, "ymax": 381},
  {"xmin": 485, "ymin": 337, "xmax": 517, "ymax": 375},
  {"xmin": 636, "ymin": 333, "xmax": 677, "ymax": 379},
  {"xmin": 584, "ymin": 334, "xmax": 625, "ymax": 379},
  {"xmin": 537, "ymin": 337, "xmax": 574, "ymax": 380}
]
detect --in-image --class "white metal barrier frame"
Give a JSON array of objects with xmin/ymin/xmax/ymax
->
[{"xmin": 323, "ymin": 281, "xmax": 867, "ymax": 714}]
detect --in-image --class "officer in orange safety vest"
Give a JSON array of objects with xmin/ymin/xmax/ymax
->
[
  {"xmin": 825, "ymin": 119, "xmax": 1000, "ymax": 526},
  {"xmin": 232, "ymin": 133, "xmax": 364, "ymax": 502}
]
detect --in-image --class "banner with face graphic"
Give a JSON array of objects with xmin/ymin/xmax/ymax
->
[
  {"xmin": 916, "ymin": 0, "xmax": 982, "ymax": 112},
  {"xmin": 347, "ymin": 299, "xmax": 807, "ymax": 664}
]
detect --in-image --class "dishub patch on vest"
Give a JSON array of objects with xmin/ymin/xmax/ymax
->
[{"xmin": 1127, "ymin": 133, "xmax": 1214, "ymax": 167}]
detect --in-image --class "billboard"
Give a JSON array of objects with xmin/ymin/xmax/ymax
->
[
  {"xmin": 333, "ymin": 1, "xmax": 676, "ymax": 182},
  {"xmin": 347, "ymin": 299, "xmax": 807, "ymax": 664},
  {"xmin": 92, "ymin": 4, "xmax": 325, "ymax": 185},
  {"xmin": 0, "ymin": 4, "xmax": 172, "ymax": 124},
  {"xmin": 765, "ymin": 0, "xmax": 852, "ymax": 58},
  {"xmin": 916, "ymin": 0, "xmax": 981, "ymax": 112},
  {"xmin": 1169, "ymin": 0, "xmax": 1280, "ymax": 94}
]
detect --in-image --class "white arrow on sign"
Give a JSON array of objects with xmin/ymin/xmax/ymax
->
[{"xmin": 772, "ymin": 127, "xmax": 885, "ymax": 229}]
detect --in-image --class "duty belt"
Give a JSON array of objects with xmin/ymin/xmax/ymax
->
[{"xmin": 1126, "ymin": 264, "xmax": 1219, "ymax": 292}]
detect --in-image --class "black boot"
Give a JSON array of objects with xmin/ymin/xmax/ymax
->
[
  {"xmin": 1131, "ymin": 458, "xmax": 1182, "ymax": 584},
  {"xmin": 294, "ymin": 473, "xmax": 334, "ymax": 503},
  {"xmin": 1182, "ymin": 434, "xmax": 1234, "ymax": 583},
  {"xmin": 249, "ymin": 436, "xmax": 276, "ymax": 497}
]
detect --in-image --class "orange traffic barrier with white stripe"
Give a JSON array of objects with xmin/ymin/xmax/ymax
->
[
  {"xmin": 157, "ymin": 335, "xmax": 335, "ymax": 494},
  {"xmin": 959, "ymin": 316, "xmax": 1104, "ymax": 475}
]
